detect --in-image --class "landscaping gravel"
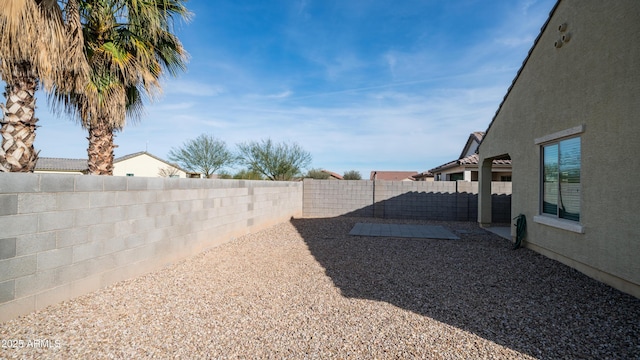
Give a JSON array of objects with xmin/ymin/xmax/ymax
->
[{"xmin": 1, "ymin": 217, "xmax": 639, "ymax": 359}]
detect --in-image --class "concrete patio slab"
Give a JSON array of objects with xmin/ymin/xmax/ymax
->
[
  {"xmin": 486, "ymin": 227, "xmax": 511, "ymax": 240},
  {"xmin": 349, "ymin": 223, "xmax": 460, "ymax": 240}
]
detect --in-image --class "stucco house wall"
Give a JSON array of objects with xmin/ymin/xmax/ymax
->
[
  {"xmin": 478, "ymin": 0, "xmax": 640, "ymax": 297},
  {"xmin": 34, "ymin": 170, "xmax": 84, "ymax": 175},
  {"xmin": 113, "ymin": 152, "xmax": 187, "ymax": 178}
]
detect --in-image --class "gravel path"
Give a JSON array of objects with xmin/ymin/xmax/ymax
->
[{"xmin": 1, "ymin": 217, "xmax": 639, "ymax": 359}]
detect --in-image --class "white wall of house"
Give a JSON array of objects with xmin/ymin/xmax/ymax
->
[
  {"xmin": 34, "ymin": 170, "xmax": 84, "ymax": 175},
  {"xmin": 435, "ymin": 167, "xmax": 511, "ymax": 182},
  {"xmin": 113, "ymin": 154, "xmax": 187, "ymax": 178}
]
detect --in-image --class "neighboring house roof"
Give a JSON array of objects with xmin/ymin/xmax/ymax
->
[
  {"xmin": 322, "ymin": 170, "xmax": 343, "ymax": 180},
  {"xmin": 35, "ymin": 152, "xmax": 191, "ymax": 175},
  {"xmin": 428, "ymin": 131, "xmax": 512, "ymax": 174},
  {"xmin": 459, "ymin": 131, "xmax": 485, "ymax": 159},
  {"xmin": 413, "ymin": 171, "xmax": 434, "ymax": 180},
  {"xmin": 429, "ymin": 154, "xmax": 511, "ymax": 173},
  {"xmin": 461, "ymin": 154, "xmax": 510, "ymax": 166},
  {"xmin": 115, "ymin": 151, "xmax": 176, "ymax": 167},
  {"xmin": 35, "ymin": 157, "xmax": 88, "ymax": 172},
  {"xmin": 370, "ymin": 171, "xmax": 418, "ymax": 181}
]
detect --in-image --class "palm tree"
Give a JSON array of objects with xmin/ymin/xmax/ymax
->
[
  {"xmin": 0, "ymin": 0, "xmax": 87, "ymax": 172},
  {"xmin": 64, "ymin": 0, "xmax": 189, "ymax": 175}
]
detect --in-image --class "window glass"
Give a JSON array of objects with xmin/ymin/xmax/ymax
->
[
  {"xmin": 559, "ymin": 137, "xmax": 580, "ymax": 221},
  {"xmin": 542, "ymin": 144, "xmax": 559, "ymax": 215},
  {"xmin": 542, "ymin": 137, "xmax": 580, "ymax": 221}
]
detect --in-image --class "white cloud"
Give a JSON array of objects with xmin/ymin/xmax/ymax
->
[
  {"xmin": 384, "ymin": 53, "xmax": 397, "ymax": 78},
  {"xmin": 19, "ymin": 0, "xmax": 558, "ymax": 177},
  {"xmin": 521, "ymin": 0, "xmax": 539, "ymax": 15},
  {"xmin": 268, "ymin": 90, "xmax": 293, "ymax": 99},
  {"xmin": 154, "ymin": 102, "xmax": 196, "ymax": 111},
  {"xmin": 324, "ymin": 54, "xmax": 367, "ymax": 81},
  {"xmin": 296, "ymin": 0, "xmax": 310, "ymax": 16},
  {"xmin": 163, "ymin": 80, "xmax": 226, "ymax": 97},
  {"xmin": 494, "ymin": 35, "xmax": 537, "ymax": 47},
  {"xmin": 246, "ymin": 90, "xmax": 293, "ymax": 99}
]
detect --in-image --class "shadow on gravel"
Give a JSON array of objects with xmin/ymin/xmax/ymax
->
[{"xmin": 291, "ymin": 217, "xmax": 640, "ymax": 360}]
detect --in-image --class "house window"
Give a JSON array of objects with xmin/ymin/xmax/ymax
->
[
  {"xmin": 126, "ymin": 173, "xmax": 134, "ymax": 177},
  {"xmin": 169, "ymin": 175, "xmax": 179, "ymax": 178},
  {"xmin": 541, "ymin": 136, "xmax": 580, "ymax": 221}
]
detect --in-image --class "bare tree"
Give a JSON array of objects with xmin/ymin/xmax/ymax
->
[
  {"xmin": 168, "ymin": 134, "xmax": 236, "ymax": 178},
  {"xmin": 237, "ymin": 139, "xmax": 311, "ymax": 181},
  {"xmin": 158, "ymin": 166, "xmax": 180, "ymax": 178}
]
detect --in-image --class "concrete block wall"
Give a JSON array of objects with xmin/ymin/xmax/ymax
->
[
  {"xmin": 302, "ymin": 179, "xmax": 374, "ymax": 218},
  {"xmin": 490, "ymin": 182, "xmax": 512, "ymax": 223},
  {"xmin": 0, "ymin": 173, "xmax": 302, "ymax": 322},
  {"xmin": 303, "ymin": 179, "xmax": 511, "ymax": 222},
  {"xmin": 373, "ymin": 181, "xmax": 458, "ymax": 220}
]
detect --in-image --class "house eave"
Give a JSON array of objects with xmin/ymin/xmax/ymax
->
[{"xmin": 480, "ymin": 0, "xmax": 562, "ymax": 149}]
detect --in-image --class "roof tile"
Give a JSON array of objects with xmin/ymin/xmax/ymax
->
[
  {"xmin": 429, "ymin": 154, "xmax": 511, "ymax": 173},
  {"xmin": 370, "ymin": 171, "xmax": 418, "ymax": 181},
  {"xmin": 35, "ymin": 158, "xmax": 88, "ymax": 172}
]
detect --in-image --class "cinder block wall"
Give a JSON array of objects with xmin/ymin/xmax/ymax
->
[
  {"xmin": 303, "ymin": 179, "xmax": 511, "ymax": 222},
  {"xmin": 302, "ymin": 179, "xmax": 374, "ymax": 218},
  {"xmin": 0, "ymin": 173, "xmax": 302, "ymax": 322}
]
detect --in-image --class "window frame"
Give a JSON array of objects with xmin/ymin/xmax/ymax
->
[{"xmin": 533, "ymin": 125, "xmax": 585, "ymax": 234}]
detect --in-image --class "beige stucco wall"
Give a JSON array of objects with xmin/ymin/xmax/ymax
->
[
  {"xmin": 113, "ymin": 154, "xmax": 187, "ymax": 178},
  {"xmin": 478, "ymin": 0, "xmax": 640, "ymax": 297}
]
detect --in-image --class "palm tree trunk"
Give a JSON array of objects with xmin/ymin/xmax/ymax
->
[
  {"xmin": 87, "ymin": 120, "xmax": 116, "ymax": 175},
  {"xmin": 0, "ymin": 62, "xmax": 39, "ymax": 172}
]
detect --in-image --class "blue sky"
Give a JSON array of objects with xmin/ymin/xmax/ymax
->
[{"xmin": 16, "ymin": 0, "xmax": 555, "ymax": 177}]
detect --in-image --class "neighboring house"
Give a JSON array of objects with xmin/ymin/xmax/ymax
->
[
  {"xmin": 477, "ymin": 0, "xmax": 640, "ymax": 297},
  {"xmin": 459, "ymin": 131, "xmax": 484, "ymax": 158},
  {"xmin": 35, "ymin": 158, "xmax": 89, "ymax": 175},
  {"xmin": 429, "ymin": 132, "xmax": 512, "ymax": 181},
  {"xmin": 36, "ymin": 152, "xmax": 195, "ymax": 178},
  {"xmin": 370, "ymin": 171, "xmax": 417, "ymax": 181},
  {"xmin": 322, "ymin": 170, "xmax": 343, "ymax": 180},
  {"xmin": 413, "ymin": 171, "xmax": 434, "ymax": 182},
  {"xmin": 113, "ymin": 151, "xmax": 192, "ymax": 178}
]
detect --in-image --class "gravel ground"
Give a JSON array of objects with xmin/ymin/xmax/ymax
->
[{"xmin": 1, "ymin": 217, "xmax": 639, "ymax": 359}]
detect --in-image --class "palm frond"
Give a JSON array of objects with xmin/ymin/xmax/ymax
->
[
  {"xmin": 48, "ymin": 0, "xmax": 189, "ymax": 142},
  {"xmin": 0, "ymin": 0, "xmax": 88, "ymax": 93}
]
